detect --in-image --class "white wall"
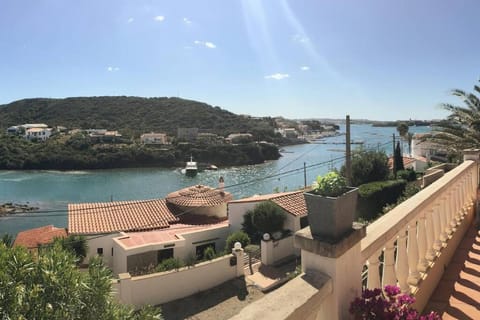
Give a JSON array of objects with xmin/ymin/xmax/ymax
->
[
  {"xmin": 111, "ymin": 225, "xmax": 230, "ymax": 276},
  {"xmin": 261, "ymin": 235, "xmax": 298, "ymax": 266},
  {"xmin": 86, "ymin": 233, "xmax": 121, "ymax": 268},
  {"xmin": 228, "ymin": 202, "xmax": 258, "ymax": 232},
  {"xmin": 117, "ymin": 253, "xmax": 243, "ymax": 307}
]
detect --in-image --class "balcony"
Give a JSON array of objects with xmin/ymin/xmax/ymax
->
[{"xmin": 233, "ymin": 149, "xmax": 480, "ymax": 319}]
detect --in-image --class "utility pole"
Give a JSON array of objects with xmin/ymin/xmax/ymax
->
[
  {"xmin": 304, "ymin": 162, "xmax": 307, "ymax": 189},
  {"xmin": 345, "ymin": 115, "xmax": 352, "ymax": 186},
  {"xmin": 392, "ymin": 133, "xmax": 396, "ymax": 178}
]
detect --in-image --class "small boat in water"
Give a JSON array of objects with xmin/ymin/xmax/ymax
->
[{"xmin": 184, "ymin": 156, "xmax": 198, "ymax": 177}]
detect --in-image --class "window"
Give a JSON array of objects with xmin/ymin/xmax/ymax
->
[
  {"xmin": 111, "ymin": 247, "xmax": 114, "ymax": 256},
  {"xmin": 97, "ymin": 248, "xmax": 103, "ymax": 255},
  {"xmin": 157, "ymin": 248, "xmax": 174, "ymax": 263},
  {"xmin": 196, "ymin": 242, "xmax": 216, "ymax": 260}
]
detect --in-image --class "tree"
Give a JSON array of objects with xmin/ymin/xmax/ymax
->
[
  {"xmin": 429, "ymin": 81, "xmax": 480, "ymax": 156},
  {"xmin": 249, "ymin": 201, "xmax": 286, "ymax": 235},
  {"xmin": 226, "ymin": 231, "xmax": 251, "ymax": 251},
  {"xmin": 0, "ymin": 233, "xmax": 13, "ymax": 247},
  {"xmin": 0, "ymin": 242, "xmax": 161, "ymax": 319},
  {"xmin": 54, "ymin": 235, "xmax": 88, "ymax": 264},
  {"xmin": 341, "ymin": 149, "xmax": 389, "ymax": 186},
  {"xmin": 394, "ymin": 141, "xmax": 404, "ymax": 173},
  {"xmin": 396, "ymin": 122, "xmax": 409, "ymax": 139}
]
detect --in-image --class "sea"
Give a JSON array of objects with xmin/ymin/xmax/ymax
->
[{"xmin": 0, "ymin": 124, "xmax": 430, "ymax": 236}]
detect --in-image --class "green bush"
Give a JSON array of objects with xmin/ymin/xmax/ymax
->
[
  {"xmin": 357, "ymin": 180, "xmax": 407, "ymax": 221},
  {"xmin": 341, "ymin": 150, "xmax": 389, "ymax": 186},
  {"xmin": 203, "ymin": 246, "xmax": 216, "ymax": 260},
  {"xmin": 312, "ymin": 171, "xmax": 347, "ymax": 197},
  {"xmin": 249, "ymin": 201, "xmax": 286, "ymax": 235},
  {"xmin": 155, "ymin": 257, "xmax": 184, "ymax": 272},
  {"xmin": 397, "ymin": 169, "xmax": 417, "ymax": 182},
  {"xmin": 226, "ymin": 231, "xmax": 251, "ymax": 251}
]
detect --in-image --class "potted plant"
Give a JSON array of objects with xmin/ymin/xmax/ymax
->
[{"xmin": 304, "ymin": 171, "xmax": 358, "ymax": 242}]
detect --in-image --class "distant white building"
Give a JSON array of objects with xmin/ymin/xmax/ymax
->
[
  {"xmin": 21, "ymin": 123, "xmax": 49, "ymax": 130},
  {"xmin": 226, "ymin": 133, "xmax": 253, "ymax": 144},
  {"xmin": 25, "ymin": 127, "xmax": 53, "ymax": 141},
  {"xmin": 140, "ymin": 132, "xmax": 168, "ymax": 145},
  {"xmin": 411, "ymin": 133, "xmax": 444, "ymax": 160}
]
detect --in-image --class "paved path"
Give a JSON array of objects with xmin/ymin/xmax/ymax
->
[{"xmin": 426, "ymin": 226, "xmax": 480, "ymax": 319}]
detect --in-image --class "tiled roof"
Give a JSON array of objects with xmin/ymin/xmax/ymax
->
[
  {"xmin": 229, "ymin": 190, "xmax": 307, "ymax": 217},
  {"xmin": 68, "ymin": 199, "xmax": 180, "ymax": 235},
  {"xmin": 166, "ymin": 185, "xmax": 233, "ymax": 207},
  {"xmin": 13, "ymin": 225, "xmax": 67, "ymax": 249},
  {"xmin": 388, "ymin": 156, "xmax": 417, "ymax": 169},
  {"xmin": 117, "ymin": 217, "xmax": 229, "ymax": 248}
]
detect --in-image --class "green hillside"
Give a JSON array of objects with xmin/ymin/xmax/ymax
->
[{"xmin": 0, "ymin": 96, "xmax": 275, "ymax": 139}]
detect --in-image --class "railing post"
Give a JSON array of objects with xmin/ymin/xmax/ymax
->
[
  {"xmin": 438, "ymin": 196, "xmax": 448, "ymax": 243},
  {"xmin": 396, "ymin": 228, "xmax": 409, "ymax": 293},
  {"xmin": 432, "ymin": 204, "xmax": 443, "ymax": 251},
  {"xmin": 367, "ymin": 250, "xmax": 381, "ymax": 289},
  {"xmin": 407, "ymin": 222, "xmax": 420, "ymax": 285},
  {"xmin": 417, "ymin": 214, "xmax": 429, "ymax": 272},
  {"xmin": 444, "ymin": 191, "xmax": 453, "ymax": 235},
  {"xmin": 425, "ymin": 207, "xmax": 436, "ymax": 261},
  {"xmin": 383, "ymin": 239, "xmax": 397, "ymax": 288}
]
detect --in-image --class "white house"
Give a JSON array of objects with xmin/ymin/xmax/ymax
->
[
  {"xmin": 68, "ymin": 184, "xmax": 233, "ymax": 276},
  {"xmin": 140, "ymin": 132, "xmax": 168, "ymax": 145},
  {"xmin": 25, "ymin": 127, "xmax": 53, "ymax": 141},
  {"xmin": 411, "ymin": 133, "xmax": 444, "ymax": 160},
  {"xmin": 228, "ymin": 190, "xmax": 308, "ymax": 235}
]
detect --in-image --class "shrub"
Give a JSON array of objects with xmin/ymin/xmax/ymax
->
[
  {"xmin": 397, "ymin": 169, "xmax": 417, "ymax": 182},
  {"xmin": 350, "ymin": 285, "xmax": 440, "ymax": 320},
  {"xmin": 250, "ymin": 201, "xmax": 286, "ymax": 235},
  {"xmin": 357, "ymin": 180, "xmax": 407, "ymax": 221},
  {"xmin": 341, "ymin": 150, "xmax": 389, "ymax": 186},
  {"xmin": 155, "ymin": 257, "xmax": 184, "ymax": 272},
  {"xmin": 312, "ymin": 171, "xmax": 347, "ymax": 197},
  {"xmin": 226, "ymin": 231, "xmax": 251, "ymax": 251},
  {"xmin": 203, "ymin": 246, "xmax": 216, "ymax": 260}
]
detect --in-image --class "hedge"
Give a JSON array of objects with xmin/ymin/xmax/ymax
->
[{"xmin": 356, "ymin": 179, "xmax": 407, "ymax": 221}]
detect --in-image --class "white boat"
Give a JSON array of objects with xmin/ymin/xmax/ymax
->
[{"xmin": 184, "ymin": 156, "xmax": 198, "ymax": 177}]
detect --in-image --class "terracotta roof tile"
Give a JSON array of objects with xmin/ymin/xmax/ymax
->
[
  {"xmin": 13, "ymin": 225, "xmax": 67, "ymax": 248},
  {"xmin": 229, "ymin": 190, "xmax": 307, "ymax": 217},
  {"xmin": 166, "ymin": 185, "xmax": 233, "ymax": 207},
  {"xmin": 388, "ymin": 156, "xmax": 417, "ymax": 169},
  {"xmin": 68, "ymin": 199, "xmax": 179, "ymax": 235}
]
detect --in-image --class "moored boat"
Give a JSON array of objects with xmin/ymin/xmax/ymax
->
[{"xmin": 184, "ymin": 156, "xmax": 198, "ymax": 177}]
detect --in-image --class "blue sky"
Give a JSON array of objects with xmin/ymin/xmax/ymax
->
[{"xmin": 1, "ymin": 0, "xmax": 479, "ymax": 120}]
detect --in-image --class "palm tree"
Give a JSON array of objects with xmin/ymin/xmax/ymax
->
[{"xmin": 429, "ymin": 81, "xmax": 480, "ymax": 155}]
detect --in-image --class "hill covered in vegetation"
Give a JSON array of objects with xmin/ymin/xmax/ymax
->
[{"xmin": 0, "ymin": 96, "xmax": 276, "ymax": 139}]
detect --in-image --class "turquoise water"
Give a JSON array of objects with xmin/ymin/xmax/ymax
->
[{"xmin": 0, "ymin": 124, "xmax": 429, "ymax": 235}]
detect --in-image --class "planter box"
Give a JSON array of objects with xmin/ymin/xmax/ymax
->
[{"xmin": 304, "ymin": 187, "xmax": 358, "ymax": 243}]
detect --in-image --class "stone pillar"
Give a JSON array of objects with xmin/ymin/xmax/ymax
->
[
  {"xmin": 118, "ymin": 273, "xmax": 133, "ymax": 305},
  {"xmin": 261, "ymin": 239, "xmax": 274, "ymax": 266},
  {"xmin": 295, "ymin": 223, "xmax": 366, "ymax": 320},
  {"xmin": 232, "ymin": 246, "xmax": 245, "ymax": 277}
]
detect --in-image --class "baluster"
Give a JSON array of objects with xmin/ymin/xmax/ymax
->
[
  {"xmin": 425, "ymin": 208, "xmax": 436, "ymax": 261},
  {"xmin": 396, "ymin": 228, "xmax": 409, "ymax": 293},
  {"xmin": 417, "ymin": 213, "xmax": 429, "ymax": 272},
  {"xmin": 432, "ymin": 204, "xmax": 443, "ymax": 251},
  {"xmin": 448, "ymin": 188, "xmax": 458, "ymax": 230},
  {"xmin": 367, "ymin": 251, "xmax": 381, "ymax": 289},
  {"xmin": 460, "ymin": 180, "xmax": 467, "ymax": 217},
  {"xmin": 438, "ymin": 196, "xmax": 448, "ymax": 243},
  {"xmin": 455, "ymin": 185, "xmax": 462, "ymax": 224},
  {"xmin": 382, "ymin": 240, "xmax": 397, "ymax": 288},
  {"xmin": 444, "ymin": 191, "xmax": 453, "ymax": 235},
  {"xmin": 407, "ymin": 222, "xmax": 420, "ymax": 285}
]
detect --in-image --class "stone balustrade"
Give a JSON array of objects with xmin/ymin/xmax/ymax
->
[{"xmin": 361, "ymin": 157, "xmax": 478, "ymax": 311}]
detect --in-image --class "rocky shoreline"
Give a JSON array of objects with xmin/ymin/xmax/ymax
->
[{"xmin": 0, "ymin": 203, "xmax": 39, "ymax": 215}]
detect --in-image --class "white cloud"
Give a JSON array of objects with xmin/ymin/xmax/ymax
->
[
  {"xmin": 205, "ymin": 42, "xmax": 216, "ymax": 49},
  {"xmin": 300, "ymin": 66, "xmax": 310, "ymax": 71},
  {"xmin": 292, "ymin": 34, "xmax": 309, "ymax": 43},
  {"xmin": 183, "ymin": 17, "xmax": 191, "ymax": 24},
  {"xmin": 264, "ymin": 73, "xmax": 289, "ymax": 80},
  {"xmin": 193, "ymin": 40, "xmax": 216, "ymax": 49},
  {"xmin": 107, "ymin": 66, "xmax": 120, "ymax": 72},
  {"xmin": 127, "ymin": 17, "xmax": 134, "ymax": 23},
  {"xmin": 154, "ymin": 15, "xmax": 165, "ymax": 22}
]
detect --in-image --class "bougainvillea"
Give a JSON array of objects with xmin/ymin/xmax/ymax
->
[{"xmin": 349, "ymin": 285, "xmax": 440, "ymax": 320}]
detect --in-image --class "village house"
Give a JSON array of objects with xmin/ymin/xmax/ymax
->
[
  {"xmin": 226, "ymin": 133, "xmax": 253, "ymax": 144},
  {"xmin": 68, "ymin": 184, "xmax": 232, "ymax": 276},
  {"xmin": 25, "ymin": 127, "xmax": 53, "ymax": 141},
  {"xmin": 140, "ymin": 132, "xmax": 168, "ymax": 145},
  {"xmin": 13, "ymin": 225, "xmax": 67, "ymax": 250}
]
